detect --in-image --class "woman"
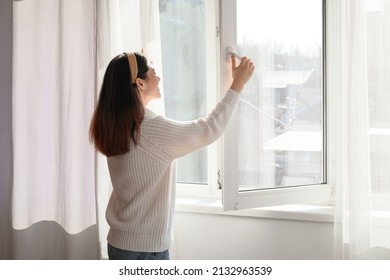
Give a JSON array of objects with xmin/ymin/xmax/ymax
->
[{"xmin": 90, "ymin": 52, "xmax": 254, "ymax": 260}]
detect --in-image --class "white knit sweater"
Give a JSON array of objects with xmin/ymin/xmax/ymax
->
[{"xmin": 106, "ymin": 89, "xmax": 240, "ymax": 252}]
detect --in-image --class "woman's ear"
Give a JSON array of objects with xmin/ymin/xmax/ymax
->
[{"xmin": 135, "ymin": 78, "xmax": 145, "ymax": 92}]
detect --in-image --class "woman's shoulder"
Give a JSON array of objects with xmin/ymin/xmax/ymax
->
[
  {"xmin": 142, "ymin": 109, "xmax": 172, "ymax": 131},
  {"xmin": 144, "ymin": 108, "xmax": 159, "ymax": 119},
  {"xmin": 142, "ymin": 109, "xmax": 190, "ymax": 139},
  {"xmin": 143, "ymin": 108, "xmax": 185, "ymax": 125}
]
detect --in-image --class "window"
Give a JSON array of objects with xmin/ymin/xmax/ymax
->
[
  {"xmin": 221, "ymin": 0, "xmax": 331, "ymax": 210},
  {"xmin": 159, "ymin": 0, "xmax": 332, "ymax": 208},
  {"xmin": 159, "ymin": 0, "xmax": 219, "ymax": 188}
]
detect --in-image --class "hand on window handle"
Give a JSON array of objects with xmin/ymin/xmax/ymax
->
[{"xmin": 230, "ymin": 55, "xmax": 255, "ymax": 93}]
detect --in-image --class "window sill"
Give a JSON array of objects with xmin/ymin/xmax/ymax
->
[{"xmin": 175, "ymin": 196, "xmax": 334, "ymax": 223}]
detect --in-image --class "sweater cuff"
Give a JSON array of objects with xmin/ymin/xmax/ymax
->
[
  {"xmin": 225, "ymin": 88, "xmax": 241, "ymax": 105},
  {"xmin": 228, "ymin": 88, "xmax": 240, "ymax": 95}
]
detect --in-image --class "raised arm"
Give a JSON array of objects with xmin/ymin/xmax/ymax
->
[{"xmin": 141, "ymin": 56, "xmax": 254, "ymax": 160}]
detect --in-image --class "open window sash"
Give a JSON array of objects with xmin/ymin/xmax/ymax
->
[{"xmin": 221, "ymin": 0, "xmax": 332, "ymax": 210}]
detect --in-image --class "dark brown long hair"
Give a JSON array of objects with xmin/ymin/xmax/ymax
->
[{"xmin": 89, "ymin": 53, "xmax": 149, "ymax": 157}]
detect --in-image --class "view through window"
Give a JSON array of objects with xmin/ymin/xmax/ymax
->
[
  {"xmin": 236, "ymin": 0, "xmax": 325, "ymax": 190},
  {"xmin": 159, "ymin": 0, "xmax": 208, "ymax": 184}
]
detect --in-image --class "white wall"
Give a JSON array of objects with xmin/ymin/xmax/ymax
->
[{"xmin": 173, "ymin": 211, "xmax": 334, "ymax": 259}]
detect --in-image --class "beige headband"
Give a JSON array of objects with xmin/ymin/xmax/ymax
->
[{"xmin": 125, "ymin": 52, "xmax": 138, "ymax": 84}]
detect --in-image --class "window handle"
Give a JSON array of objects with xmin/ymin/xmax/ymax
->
[{"xmin": 226, "ymin": 47, "xmax": 242, "ymax": 61}]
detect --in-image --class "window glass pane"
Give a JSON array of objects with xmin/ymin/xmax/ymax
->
[
  {"xmin": 159, "ymin": 0, "xmax": 207, "ymax": 184},
  {"xmin": 237, "ymin": 0, "xmax": 324, "ymax": 190}
]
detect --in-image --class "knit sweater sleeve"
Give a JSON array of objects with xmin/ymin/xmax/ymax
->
[{"xmin": 141, "ymin": 89, "xmax": 240, "ymax": 161}]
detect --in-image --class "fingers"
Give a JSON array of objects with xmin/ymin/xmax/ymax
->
[
  {"xmin": 248, "ymin": 59, "xmax": 255, "ymax": 73},
  {"xmin": 237, "ymin": 57, "xmax": 255, "ymax": 79},
  {"xmin": 230, "ymin": 55, "xmax": 255, "ymax": 93},
  {"xmin": 232, "ymin": 55, "xmax": 255, "ymax": 72},
  {"xmin": 231, "ymin": 55, "xmax": 237, "ymax": 70},
  {"xmin": 240, "ymin": 56, "xmax": 254, "ymax": 69}
]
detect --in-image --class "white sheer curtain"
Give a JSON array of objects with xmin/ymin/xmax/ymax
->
[
  {"xmin": 13, "ymin": 0, "xmax": 96, "ymax": 235},
  {"xmin": 330, "ymin": 0, "xmax": 390, "ymax": 259}
]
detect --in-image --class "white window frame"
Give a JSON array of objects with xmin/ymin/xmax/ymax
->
[
  {"xmin": 175, "ymin": 0, "xmax": 335, "ymax": 212},
  {"xmin": 175, "ymin": 0, "xmax": 222, "ymax": 198},
  {"xmin": 220, "ymin": 0, "xmax": 333, "ymax": 210}
]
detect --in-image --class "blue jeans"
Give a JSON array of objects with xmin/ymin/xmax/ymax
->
[{"xmin": 108, "ymin": 243, "xmax": 170, "ymax": 260}]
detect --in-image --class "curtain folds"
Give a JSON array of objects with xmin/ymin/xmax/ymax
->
[
  {"xmin": 332, "ymin": 0, "xmax": 390, "ymax": 259},
  {"xmin": 12, "ymin": 0, "xmax": 97, "ymax": 236},
  {"xmin": 9, "ymin": 0, "xmax": 98, "ymax": 259}
]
